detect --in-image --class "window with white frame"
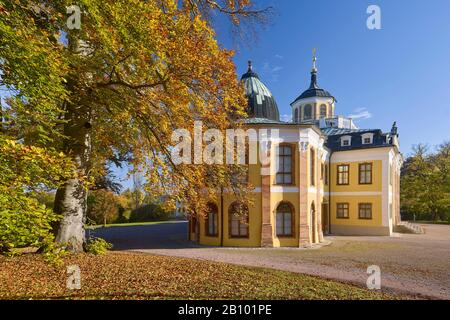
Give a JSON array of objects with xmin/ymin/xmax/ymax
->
[
  {"xmin": 361, "ymin": 133, "xmax": 374, "ymax": 145},
  {"xmin": 340, "ymin": 136, "xmax": 351, "ymax": 147}
]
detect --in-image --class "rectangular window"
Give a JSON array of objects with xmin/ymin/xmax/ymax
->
[
  {"xmin": 359, "ymin": 163, "xmax": 373, "ymax": 184},
  {"xmin": 310, "ymin": 148, "xmax": 315, "ymax": 186},
  {"xmin": 337, "ymin": 164, "xmax": 349, "ymax": 185},
  {"xmin": 324, "ymin": 164, "xmax": 329, "ymax": 185},
  {"xmin": 337, "ymin": 203, "xmax": 349, "ymax": 219},
  {"xmin": 276, "ymin": 145, "xmax": 293, "ymax": 185},
  {"xmin": 363, "ymin": 137, "xmax": 371, "ymax": 144},
  {"xmin": 359, "ymin": 203, "xmax": 373, "ymax": 219}
]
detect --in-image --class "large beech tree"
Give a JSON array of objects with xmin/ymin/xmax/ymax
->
[{"xmin": 1, "ymin": 0, "xmax": 270, "ymax": 251}]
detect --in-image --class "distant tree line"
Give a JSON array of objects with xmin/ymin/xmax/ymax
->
[
  {"xmin": 37, "ymin": 171, "xmax": 174, "ymax": 227},
  {"xmin": 401, "ymin": 141, "xmax": 450, "ymax": 222}
]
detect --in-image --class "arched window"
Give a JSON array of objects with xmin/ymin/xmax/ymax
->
[
  {"xmin": 205, "ymin": 202, "xmax": 218, "ymax": 236},
  {"xmin": 276, "ymin": 144, "xmax": 293, "ymax": 185},
  {"xmin": 320, "ymin": 104, "xmax": 327, "ymax": 118},
  {"xmin": 229, "ymin": 202, "xmax": 249, "ymax": 238},
  {"xmin": 276, "ymin": 202, "xmax": 294, "ymax": 237},
  {"xmin": 294, "ymin": 108, "xmax": 299, "ymax": 123},
  {"xmin": 304, "ymin": 104, "xmax": 312, "ymax": 120}
]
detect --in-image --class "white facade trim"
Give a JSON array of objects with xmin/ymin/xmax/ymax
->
[
  {"xmin": 251, "ymin": 186, "xmax": 300, "ymax": 193},
  {"xmin": 328, "ymin": 191, "xmax": 382, "ymax": 196},
  {"xmin": 308, "ymin": 187, "xmax": 317, "ymax": 194},
  {"xmin": 290, "ymin": 96, "xmax": 334, "ymax": 110},
  {"xmin": 330, "ymin": 147, "xmax": 393, "ymax": 163},
  {"xmin": 271, "ymin": 186, "xmax": 299, "ymax": 193}
]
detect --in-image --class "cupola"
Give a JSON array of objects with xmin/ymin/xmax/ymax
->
[{"xmin": 241, "ymin": 61, "xmax": 280, "ymax": 121}]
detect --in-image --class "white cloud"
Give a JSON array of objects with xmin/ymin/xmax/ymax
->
[
  {"xmin": 280, "ymin": 114, "xmax": 292, "ymax": 122},
  {"xmin": 262, "ymin": 62, "xmax": 283, "ymax": 82},
  {"xmin": 348, "ymin": 107, "xmax": 372, "ymax": 120},
  {"xmin": 275, "ymin": 54, "xmax": 283, "ymax": 60},
  {"xmin": 271, "ymin": 66, "xmax": 283, "ymax": 72}
]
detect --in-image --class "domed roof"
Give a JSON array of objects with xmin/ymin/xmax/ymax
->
[
  {"xmin": 241, "ymin": 61, "xmax": 280, "ymax": 121},
  {"xmin": 291, "ymin": 53, "xmax": 335, "ymax": 104}
]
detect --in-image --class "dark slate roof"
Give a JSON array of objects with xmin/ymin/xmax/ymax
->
[
  {"xmin": 241, "ymin": 62, "xmax": 280, "ymax": 122},
  {"xmin": 324, "ymin": 128, "xmax": 393, "ymax": 152},
  {"xmin": 291, "ymin": 70, "xmax": 335, "ymax": 104}
]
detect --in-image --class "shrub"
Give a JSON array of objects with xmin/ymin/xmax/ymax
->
[
  {"xmin": 85, "ymin": 237, "xmax": 113, "ymax": 255},
  {"xmin": 129, "ymin": 203, "xmax": 171, "ymax": 222},
  {"xmin": 0, "ymin": 193, "xmax": 59, "ymax": 252},
  {"xmin": 0, "ymin": 193, "xmax": 67, "ymax": 264},
  {"xmin": 0, "ymin": 137, "xmax": 73, "ymax": 261}
]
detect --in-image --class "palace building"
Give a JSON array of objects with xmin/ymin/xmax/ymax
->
[{"xmin": 190, "ymin": 54, "xmax": 403, "ymax": 247}]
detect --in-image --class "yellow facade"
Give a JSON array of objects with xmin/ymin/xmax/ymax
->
[
  {"xmin": 192, "ymin": 138, "xmax": 400, "ymax": 246},
  {"xmin": 189, "ymin": 62, "xmax": 402, "ymax": 246}
]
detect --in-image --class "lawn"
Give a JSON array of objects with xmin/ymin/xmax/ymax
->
[
  {"xmin": 86, "ymin": 220, "xmax": 185, "ymax": 229},
  {"xmin": 0, "ymin": 252, "xmax": 404, "ymax": 300}
]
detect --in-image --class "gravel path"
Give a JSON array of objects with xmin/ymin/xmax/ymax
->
[{"xmin": 96, "ymin": 222, "xmax": 450, "ymax": 299}]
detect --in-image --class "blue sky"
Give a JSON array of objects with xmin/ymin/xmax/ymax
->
[
  {"xmin": 216, "ymin": 0, "xmax": 450, "ymax": 156},
  {"xmin": 3, "ymin": 1, "xmax": 449, "ymax": 191},
  {"xmin": 95, "ymin": 0, "xmax": 450, "ymax": 190}
]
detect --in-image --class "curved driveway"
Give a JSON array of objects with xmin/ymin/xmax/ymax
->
[{"xmin": 91, "ymin": 222, "xmax": 450, "ymax": 299}]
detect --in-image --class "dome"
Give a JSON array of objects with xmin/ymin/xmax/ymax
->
[
  {"xmin": 291, "ymin": 60, "xmax": 335, "ymax": 104},
  {"xmin": 241, "ymin": 61, "xmax": 280, "ymax": 121}
]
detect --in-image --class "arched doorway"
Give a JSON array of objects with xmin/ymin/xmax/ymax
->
[{"xmin": 311, "ymin": 202, "xmax": 316, "ymax": 243}]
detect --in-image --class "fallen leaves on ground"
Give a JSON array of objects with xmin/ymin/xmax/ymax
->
[{"xmin": 0, "ymin": 251, "xmax": 400, "ymax": 300}]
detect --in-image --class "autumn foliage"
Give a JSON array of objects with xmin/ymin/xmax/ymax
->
[{"xmin": 0, "ymin": 0, "xmax": 261, "ymax": 251}]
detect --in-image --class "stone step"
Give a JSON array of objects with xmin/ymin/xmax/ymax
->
[{"xmin": 394, "ymin": 222, "xmax": 424, "ymax": 234}]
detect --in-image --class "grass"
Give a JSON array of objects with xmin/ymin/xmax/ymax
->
[
  {"xmin": 0, "ymin": 251, "xmax": 405, "ymax": 300},
  {"xmin": 86, "ymin": 220, "xmax": 185, "ymax": 229},
  {"xmin": 411, "ymin": 220, "xmax": 450, "ymax": 225}
]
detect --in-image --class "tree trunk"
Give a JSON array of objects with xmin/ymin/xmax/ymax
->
[
  {"xmin": 54, "ymin": 102, "xmax": 92, "ymax": 252},
  {"xmin": 431, "ymin": 209, "xmax": 438, "ymax": 222},
  {"xmin": 53, "ymin": 35, "xmax": 92, "ymax": 252}
]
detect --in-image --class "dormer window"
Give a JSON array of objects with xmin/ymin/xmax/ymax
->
[
  {"xmin": 361, "ymin": 133, "xmax": 374, "ymax": 145},
  {"xmin": 341, "ymin": 136, "xmax": 352, "ymax": 147}
]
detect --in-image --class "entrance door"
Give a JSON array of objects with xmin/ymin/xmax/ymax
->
[
  {"xmin": 311, "ymin": 203, "xmax": 316, "ymax": 243},
  {"xmin": 321, "ymin": 203, "xmax": 329, "ymax": 234}
]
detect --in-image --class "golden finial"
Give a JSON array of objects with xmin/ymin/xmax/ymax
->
[{"xmin": 312, "ymin": 48, "xmax": 317, "ymax": 72}]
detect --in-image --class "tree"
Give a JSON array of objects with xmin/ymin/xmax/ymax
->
[
  {"xmin": 87, "ymin": 189, "xmax": 120, "ymax": 226},
  {"xmin": 1, "ymin": 0, "xmax": 267, "ymax": 251},
  {"xmin": 401, "ymin": 142, "xmax": 450, "ymax": 221}
]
